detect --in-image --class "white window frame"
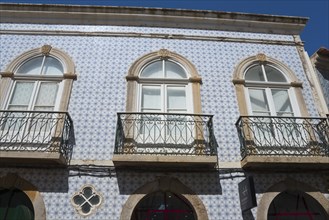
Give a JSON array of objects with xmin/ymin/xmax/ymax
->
[
  {"xmin": 5, "ymin": 79, "xmax": 64, "ymax": 112},
  {"xmin": 137, "ymin": 59, "xmax": 193, "ymax": 114},
  {"xmin": 244, "ymin": 63, "xmax": 301, "ymax": 117},
  {"xmin": 245, "ymin": 86, "xmax": 301, "ymax": 118},
  {"xmin": 0, "ymin": 45, "xmax": 76, "ymax": 112}
]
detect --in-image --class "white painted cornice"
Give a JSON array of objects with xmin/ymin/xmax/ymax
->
[{"xmin": 0, "ymin": 3, "xmax": 308, "ymax": 35}]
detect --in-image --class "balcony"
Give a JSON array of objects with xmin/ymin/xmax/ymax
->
[
  {"xmin": 236, "ymin": 116, "xmax": 329, "ymax": 170},
  {"xmin": 112, "ymin": 112, "xmax": 218, "ymax": 168},
  {"xmin": 0, "ymin": 110, "xmax": 74, "ymax": 166}
]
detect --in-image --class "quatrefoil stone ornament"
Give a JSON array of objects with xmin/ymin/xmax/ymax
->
[{"xmin": 71, "ymin": 185, "xmax": 102, "ymax": 216}]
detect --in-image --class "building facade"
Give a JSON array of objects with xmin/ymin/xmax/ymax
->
[
  {"xmin": 310, "ymin": 47, "xmax": 329, "ymax": 116},
  {"xmin": 0, "ymin": 3, "xmax": 328, "ymax": 220}
]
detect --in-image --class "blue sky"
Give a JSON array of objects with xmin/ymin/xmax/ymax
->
[{"xmin": 1, "ymin": 0, "xmax": 328, "ymax": 55}]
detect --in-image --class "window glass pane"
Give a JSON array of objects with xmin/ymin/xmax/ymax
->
[
  {"xmin": 81, "ymin": 203, "xmax": 91, "ymax": 214},
  {"xmin": 16, "ymin": 57, "xmax": 43, "ymax": 75},
  {"xmin": 89, "ymin": 195, "xmax": 100, "ymax": 205},
  {"xmin": 265, "ymin": 65, "xmax": 287, "ymax": 82},
  {"xmin": 42, "ymin": 57, "xmax": 64, "ymax": 75},
  {"xmin": 141, "ymin": 86, "xmax": 161, "ymax": 110},
  {"xmin": 73, "ymin": 195, "xmax": 84, "ymax": 205},
  {"xmin": 165, "ymin": 61, "xmax": 187, "ymax": 78},
  {"xmin": 166, "ymin": 192, "xmax": 191, "ymax": 210},
  {"xmin": 140, "ymin": 61, "xmax": 162, "ymax": 78},
  {"xmin": 83, "ymin": 187, "xmax": 93, "ymax": 198},
  {"xmin": 137, "ymin": 191, "xmax": 164, "ymax": 210},
  {"xmin": 167, "ymin": 87, "xmax": 186, "ymax": 110},
  {"xmin": 8, "ymin": 82, "xmax": 34, "ymax": 109},
  {"xmin": 34, "ymin": 82, "xmax": 58, "ymax": 110},
  {"xmin": 245, "ymin": 65, "xmax": 265, "ymax": 81},
  {"xmin": 249, "ymin": 89, "xmax": 270, "ymax": 114},
  {"xmin": 271, "ymin": 89, "xmax": 293, "ymax": 115}
]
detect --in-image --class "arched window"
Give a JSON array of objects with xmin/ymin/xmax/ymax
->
[
  {"xmin": 126, "ymin": 49, "xmax": 202, "ymax": 114},
  {"xmin": 0, "ymin": 188, "xmax": 34, "ymax": 220},
  {"xmin": 0, "ymin": 45, "xmax": 76, "ymax": 163},
  {"xmin": 139, "ymin": 59, "xmax": 191, "ymax": 114},
  {"xmin": 232, "ymin": 53, "xmax": 306, "ymax": 117},
  {"xmin": 131, "ymin": 191, "xmax": 196, "ymax": 220},
  {"xmin": 0, "ymin": 45, "xmax": 76, "ymax": 111},
  {"xmin": 244, "ymin": 63, "xmax": 298, "ymax": 117},
  {"xmin": 116, "ymin": 49, "xmax": 215, "ymax": 155},
  {"xmin": 268, "ymin": 190, "xmax": 328, "ymax": 219},
  {"xmin": 233, "ymin": 54, "xmax": 318, "ymax": 156},
  {"xmin": 8, "ymin": 55, "xmax": 63, "ymax": 111}
]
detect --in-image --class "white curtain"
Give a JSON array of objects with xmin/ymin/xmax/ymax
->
[
  {"xmin": 249, "ymin": 88, "xmax": 270, "ymax": 116},
  {"xmin": 8, "ymin": 82, "xmax": 34, "ymax": 110},
  {"xmin": 34, "ymin": 82, "xmax": 58, "ymax": 111}
]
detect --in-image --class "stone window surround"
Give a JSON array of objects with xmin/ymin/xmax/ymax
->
[
  {"xmin": 0, "ymin": 173, "xmax": 46, "ymax": 220},
  {"xmin": 232, "ymin": 53, "xmax": 309, "ymax": 117},
  {"xmin": 125, "ymin": 49, "xmax": 202, "ymax": 114},
  {"xmin": 120, "ymin": 176, "xmax": 209, "ymax": 220},
  {"xmin": 0, "ymin": 45, "xmax": 77, "ymax": 111}
]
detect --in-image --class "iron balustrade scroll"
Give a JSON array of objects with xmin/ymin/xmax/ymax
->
[
  {"xmin": 115, "ymin": 112, "xmax": 218, "ymax": 156},
  {"xmin": 236, "ymin": 116, "xmax": 329, "ymax": 159},
  {"xmin": 0, "ymin": 110, "xmax": 74, "ymax": 163}
]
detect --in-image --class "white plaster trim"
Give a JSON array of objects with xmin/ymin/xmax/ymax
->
[{"xmin": 0, "ymin": 29, "xmax": 298, "ymax": 46}]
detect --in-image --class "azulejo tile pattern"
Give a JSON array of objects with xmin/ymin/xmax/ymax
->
[
  {"xmin": 0, "ymin": 23, "xmax": 294, "ymax": 41},
  {"xmin": 0, "ymin": 168, "xmax": 328, "ymax": 220},
  {"xmin": 0, "ymin": 23, "xmax": 327, "ymax": 220},
  {"xmin": 316, "ymin": 69, "xmax": 329, "ymax": 109},
  {"xmin": 0, "ymin": 32, "xmax": 319, "ymax": 161}
]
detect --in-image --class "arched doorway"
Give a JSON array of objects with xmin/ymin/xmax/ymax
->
[
  {"xmin": 267, "ymin": 190, "xmax": 328, "ymax": 219},
  {"xmin": 0, "ymin": 188, "xmax": 35, "ymax": 220},
  {"xmin": 131, "ymin": 191, "xmax": 196, "ymax": 220},
  {"xmin": 0, "ymin": 173, "xmax": 46, "ymax": 220},
  {"xmin": 120, "ymin": 176, "xmax": 208, "ymax": 220}
]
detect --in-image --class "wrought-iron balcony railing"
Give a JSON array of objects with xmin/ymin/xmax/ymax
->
[
  {"xmin": 236, "ymin": 116, "xmax": 329, "ymax": 159},
  {"xmin": 114, "ymin": 112, "xmax": 218, "ymax": 156},
  {"xmin": 0, "ymin": 110, "xmax": 74, "ymax": 163}
]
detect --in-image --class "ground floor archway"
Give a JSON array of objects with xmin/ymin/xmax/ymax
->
[
  {"xmin": 0, "ymin": 188, "xmax": 35, "ymax": 220},
  {"xmin": 120, "ymin": 176, "xmax": 208, "ymax": 220},
  {"xmin": 0, "ymin": 173, "xmax": 46, "ymax": 220},
  {"xmin": 268, "ymin": 190, "xmax": 328, "ymax": 219},
  {"xmin": 257, "ymin": 178, "xmax": 329, "ymax": 220},
  {"xmin": 131, "ymin": 191, "xmax": 196, "ymax": 220}
]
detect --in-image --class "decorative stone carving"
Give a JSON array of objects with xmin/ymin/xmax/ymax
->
[
  {"xmin": 41, "ymin": 45, "xmax": 52, "ymax": 55},
  {"xmin": 256, "ymin": 53, "xmax": 267, "ymax": 62},
  {"xmin": 158, "ymin": 49, "xmax": 171, "ymax": 59}
]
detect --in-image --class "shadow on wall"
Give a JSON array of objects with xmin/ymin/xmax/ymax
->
[
  {"xmin": 242, "ymin": 210, "xmax": 255, "ymax": 220},
  {"xmin": 0, "ymin": 170, "xmax": 69, "ymax": 193},
  {"xmin": 251, "ymin": 173, "xmax": 329, "ymax": 194},
  {"xmin": 116, "ymin": 170, "xmax": 222, "ymax": 196}
]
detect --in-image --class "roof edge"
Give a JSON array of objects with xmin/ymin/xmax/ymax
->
[{"xmin": 0, "ymin": 3, "xmax": 309, "ymax": 35}]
